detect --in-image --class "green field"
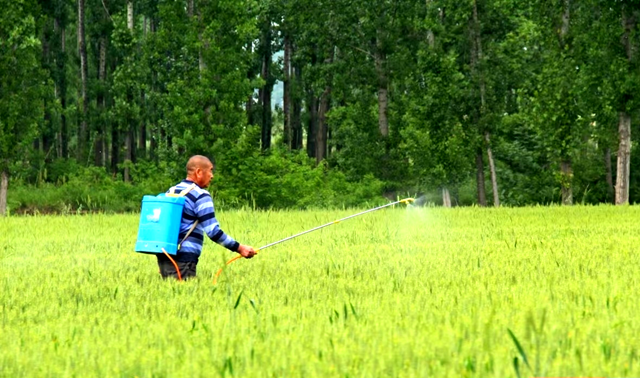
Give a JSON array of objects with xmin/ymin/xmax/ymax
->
[{"xmin": 1, "ymin": 206, "xmax": 639, "ymax": 377}]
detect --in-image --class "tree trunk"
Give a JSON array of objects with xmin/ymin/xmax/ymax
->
[
  {"xmin": 187, "ymin": 0, "xmax": 194, "ymax": 17},
  {"xmin": 374, "ymin": 40, "xmax": 389, "ymax": 137},
  {"xmin": 292, "ymin": 65, "xmax": 303, "ymax": 150},
  {"xmin": 472, "ymin": 0, "xmax": 495, "ymax": 208},
  {"xmin": 124, "ymin": 130, "xmax": 131, "ymax": 182},
  {"xmin": 605, "ymin": 147, "xmax": 614, "ymax": 203},
  {"xmin": 42, "ymin": 26, "xmax": 54, "ymax": 158},
  {"xmin": 615, "ymin": 112, "xmax": 631, "ymax": 204},
  {"xmin": 77, "ymin": 0, "xmax": 89, "ymax": 164},
  {"xmin": 426, "ymin": 0, "xmax": 435, "ymax": 47},
  {"xmin": 124, "ymin": 129, "xmax": 134, "ymax": 182},
  {"xmin": 472, "ymin": 0, "xmax": 486, "ymax": 113},
  {"xmin": 127, "ymin": 1, "xmax": 134, "ymax": 29},
  {"xmin": 485, "ymin": 132, "xmax": 499, "ymax": 207},
  {"xmin": 476, "ymin": 151, "xmax": 487, "ymax": 206},
  {"xmin": 306, "ymin": 92, "xmax": 317, "ymax": 158},
  {"xmin": 111, "ymin": 129, "xmax": 119, "ymax": 175},
  {"xmin": 315, "ymin": 48, "xmax": 334, "ymax": 163},
  {"xmin": 283, "ymin": 34, "xmax": 292, "ymax": 148},
  {"xmin": 259, "ymin": 24, "xmax": 272, "ymax": 151},
  {"xmin": 138, "ymin": 16, "xmax": 147, "ymax": 159},
  {"xmin": 0, "ymin": 169, "xmax": 7, "ymax": 216},
  {"xmin": 138, "ymin": 91, "xmax": 146, "ymax": 159},
  {"xmin": 560, "ymin": 159, "xmax": 573, "ymax": 205},
  {"xmin": 442, "ymin": 187, "xmax": 451, "ymax": 208},
  {"xmin": 197, "ymin": 8, "xmax": 208, "ymax": 75},
  {"xmin": 94, "ymin": 37, "xmax": 107, "ymax": 167},
  {"xmin": 246, "ymin": 69, "xmax": 254, "ymax": 125},
  {"xmin": 614, "ymin": 6, "xmax": 636, "ymax": 204},
  {"xmin": 124, "ymin": 1, "xmax": 134, "ymax": 182},
  {"xmin": 138, "ymin": 117, "xmax": 146, "ymax": 160},
  {"xmin": 377, "ymin": 85, "xmax": 389, "ymax": 137},
  {"xmin": 316, "ymin": 86, "xmax": 331, "ymax": 163},
  {"xmin": 55, "ymin": 19, "xmax": 68, "ymax": 159}
]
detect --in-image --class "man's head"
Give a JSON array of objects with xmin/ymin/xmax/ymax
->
[{"xmin": 186, "ymin": 155, "xmax": 214, "ymax": 188}]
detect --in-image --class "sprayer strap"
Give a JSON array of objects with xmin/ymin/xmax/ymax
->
[
  {"xmin": 178, "ymin": 220, "xmax": 199, "ymax": 250},
  {"xmin": 169, "ymin": 183, "xmax": 198, "ymax": 197}
]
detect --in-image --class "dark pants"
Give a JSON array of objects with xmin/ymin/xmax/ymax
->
[{"xmin": 157, "ymin": 254, "xmax": 197, "ymax": 280}]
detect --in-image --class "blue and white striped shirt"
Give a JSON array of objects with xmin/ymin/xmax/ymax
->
[{"xmin": 168, "ymin": 180, "xmax": 240, "ymax": 262}]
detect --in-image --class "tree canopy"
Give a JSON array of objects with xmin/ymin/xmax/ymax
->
[{"xmin": 1, "ymin": 0, "xmax": 639, "ymax": 213}]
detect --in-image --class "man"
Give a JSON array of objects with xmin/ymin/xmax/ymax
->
[{"xmin": 157, "ymin": 155, "xmax": 256, "ymax": 279}]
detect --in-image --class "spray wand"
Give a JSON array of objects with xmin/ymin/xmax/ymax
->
[{"xmin": 213, "ymin": 197, "xmax": 415, "ymax": 284}]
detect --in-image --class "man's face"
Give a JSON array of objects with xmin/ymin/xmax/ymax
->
[{"xmin": 199, "ymin": 163, "xmax": 214, "ymax": 188}]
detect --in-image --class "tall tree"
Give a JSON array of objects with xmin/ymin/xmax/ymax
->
[
  {"xmin": 283, "ymin": 32, "xmax": 292, "ymax": 148},
  {"xmin": 89, "ymin": 0, "xmax": 114, "ymax": 167},
  {"xmin": 470, "ymin": 0, "xmax": 499, "ymax": 206},
  {"xmin": 124, "ymin": 0, "xmax": 134, "ymax": 181},
  {"xmin": 0, "ymin": 0, "xmax": 47, "ymax": 214},
  {"xmin": 614, "ymin": 3, "xmax": 638, "ymax": 204},
  {"xmin": 77, "ymin": 0, "xmax": 89, "ymax": 163},
  {"xmin": 53, "ymin": 0, "xmax": 69, "ymax": 159},
  {"xmin": 257, "ymin": 10, "xmax": 275, "ymax": 151}
]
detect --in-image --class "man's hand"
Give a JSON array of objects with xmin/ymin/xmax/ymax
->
[{"xmin": 237, "ymin": 244, "xmax": 257, "ymax": 259}]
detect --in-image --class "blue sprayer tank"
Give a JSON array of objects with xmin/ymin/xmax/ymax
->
[{"xmin": 135, "ymin": 194, "xmax": 185, "ymax": 255}]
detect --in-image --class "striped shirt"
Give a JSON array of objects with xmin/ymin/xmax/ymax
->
[{"xmin": 168, "ymin": 180, "xmax": 240, "ymax": 262}]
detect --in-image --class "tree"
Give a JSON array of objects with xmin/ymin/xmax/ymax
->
[
  {"xmin": 614, "ymin": 3, "xmax": 638, "ymax": 204},
  {"xmin": 77, "ymin": 0, "xmax": 89, "ymax": 164},
  {"xmin": 0, "ymin": 0, "xmax": 47, "ymax": 215}
]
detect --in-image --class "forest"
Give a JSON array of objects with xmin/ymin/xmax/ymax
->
[{"xmin": 1, "ymin": 0, "xmax": 639, "ymax": 214}]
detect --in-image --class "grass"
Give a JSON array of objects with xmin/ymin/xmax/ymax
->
[{"xmin": 1, "ymin": 205, "xmax": 639, "ymax": 377}]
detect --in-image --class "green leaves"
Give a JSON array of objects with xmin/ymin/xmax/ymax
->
[
  {"xmin": 507, "ymin": 328, "xmax": 532, "ymax": 372},
  {"xmin": 0, "ymin": 0, "xmax": 45, "ymax": 170}
]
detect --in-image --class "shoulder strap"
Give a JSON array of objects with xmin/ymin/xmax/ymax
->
[
  {"xmin": 178, "ymin": 183, "xmax": 197, "ymax": 196},
  {"xmin": 167, "ymin": 183, "xmax": 198, "ymax": 197}
]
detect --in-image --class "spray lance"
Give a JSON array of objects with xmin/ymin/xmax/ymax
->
[{"xmin": 213, "ymin": 197, "xmax": 415, "ymax": 284}]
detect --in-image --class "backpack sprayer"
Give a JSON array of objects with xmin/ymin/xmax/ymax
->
[
  {"xmin": 213, "ymin": 197, "xmax": 415, "ymax": 284},
  {"xmin": 134, "ymin": 184, "xmax": 199, "ymax": 281}
]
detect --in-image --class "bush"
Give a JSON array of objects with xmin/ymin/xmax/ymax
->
[{"xmin": 7, "ymin": 153, "xmax": 388, "ymax": 214}]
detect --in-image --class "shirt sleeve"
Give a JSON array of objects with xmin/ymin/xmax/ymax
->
[{"xmin": 194, "ymin": 192, "xmax": 240, "ymax": 252}]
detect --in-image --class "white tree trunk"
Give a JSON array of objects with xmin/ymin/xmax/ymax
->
[
  {"xmin": 561, "ymin": 160, "xmax": 573, "ymax": 205},
  {"xmin": 127, "ymin": 1, "xmax": 134, "ymax": 30},
  {"xmin": 442, "ymin": 187, "xmax": 451, "ymax": 208},
  {"xmin": 485, "ymin": 132, "xmax": 499, "ymax": 207},
  {"xmin": 476, "ymin": 152, "xmax": 487, "ymax": 206},
  {"xmin": 375, "ymin": 32, "xmax": 389, "ymax": 137},
  {"xmin": 316, "ymin": 86, "xmax": 331, "ymax": 163},
  {"xmin": 0, "ymin": 169, "xmax": 8, "ymax": 216},
  {"xmin": 605, "ymin": 148, "xmax": 614, "ymax": 203},
  {"xmin": 615, "ymin": 112, "xmax": 631, "ymax": 204}
]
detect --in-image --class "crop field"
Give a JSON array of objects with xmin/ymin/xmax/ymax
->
[{"xmin": 1, "ymin": 205, "xmax": 639, "ymax": 377}]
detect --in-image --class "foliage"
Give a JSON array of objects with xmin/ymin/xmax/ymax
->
[
  {"xmin": 2, "ymin": 0, "xmax": 640, "ymax": 209},
  {"xmin": 0, "ymin": 0, "xmax": 47, "ymax": 172},
  {"xmin": 7, "ymin": 150, "xmax": 385, "ymax": 213}
]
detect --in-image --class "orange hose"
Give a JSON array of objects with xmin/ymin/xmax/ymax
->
[
  {"xmin": 213, "ymin": 253, "xmax": 249, "ymax": 284},
  {"xmin": 162, "ymin": 248, "xmax": 182, "ymax": 281}
]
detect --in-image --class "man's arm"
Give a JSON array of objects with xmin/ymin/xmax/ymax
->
[{"xmin": 194, "ymin": 192, "xmax": 240, "ymax": 252}]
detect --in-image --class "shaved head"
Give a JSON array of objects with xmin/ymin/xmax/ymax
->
[{"xmin": 186, "ymin": 155, "xmax": 213, "ymax": 175}]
